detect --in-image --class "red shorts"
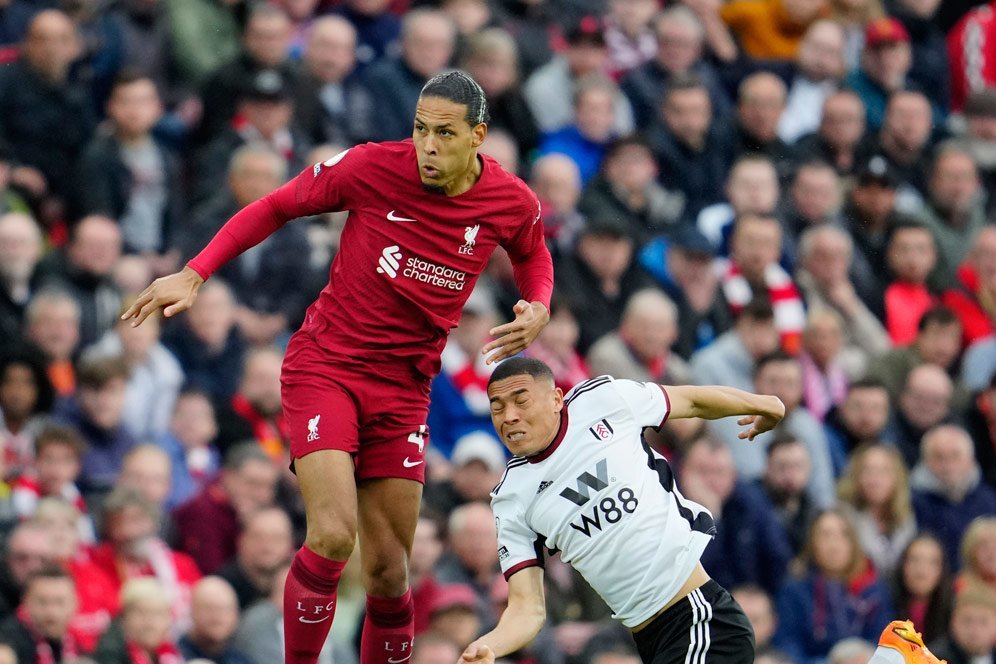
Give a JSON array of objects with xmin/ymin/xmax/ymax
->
[{"xmin": 281, "ymin": 330, "xmax": 432, "ymax": 483}]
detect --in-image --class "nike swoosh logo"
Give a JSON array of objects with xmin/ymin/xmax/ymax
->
[
  {"xmin": 387, "ymin": 210, "xmax": 417, "ymax": 222},
  {"xmin": 403, "ymin": 457, "xmax": 424, "ymax": 468},
  {"xmin": 298, "ymin": 615, "xmax": 331, "ymax": 624},
  {"xmin": 387, "ymin": 656, "xmax": 411, "ymax": 663}
]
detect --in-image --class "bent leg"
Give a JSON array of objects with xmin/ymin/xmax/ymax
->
[
  {"xmin": 284, "ymin": 449, "xmax": 358, "ymax": 664},
  {"xmin": 357, "ymin": 477, "xmax": 422, "ymax": 664}
]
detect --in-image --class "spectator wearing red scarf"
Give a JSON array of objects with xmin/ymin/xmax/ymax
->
[
  {"xmin": 0, "ymin": 566, "xmax": 80, "ymax": 664},
  {"xmin": 214, "ymin": 347, "xmax": 290, "ymax": 464}
]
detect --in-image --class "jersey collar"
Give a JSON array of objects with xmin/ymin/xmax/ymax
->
[{"xmin": 526, "ymin": 409, "xmax": 569, "ymax": 464}]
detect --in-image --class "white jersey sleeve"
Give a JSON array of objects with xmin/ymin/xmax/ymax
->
[
  {"xmin": 492, "ymin": 464, "xmax": 544, "ymax": 580},
  {"xmin": 610, "ymin": 379, "xmax": 671, "ymax": 429}
]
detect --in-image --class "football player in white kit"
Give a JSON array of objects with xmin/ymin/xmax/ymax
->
[{"xmin": 460, "ymin": 357, "xmax": 786, "ymax": 664}]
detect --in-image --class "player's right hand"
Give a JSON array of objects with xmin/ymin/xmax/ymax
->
[
  {"xmin": 121, "ymin": 266, "xmax": 204, "ymax": 327},
  {"xmin": 459, "ymin": 643, "xmax": 495, "ymax": 663}
]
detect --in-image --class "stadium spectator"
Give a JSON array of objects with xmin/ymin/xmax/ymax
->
[
  {"xmin": 422, "ymin": 434, "xmax": 505, "ymax": 516},
  {"xmin": 217, "ymin": 507, "xmax": 294, "ymax": 610},
  {"xmin": 196, "ymin": 5, "xmax": 298, "ymax": 145},
  {"xmin": 964, "ymin": 366, "xmax": 996, "ymax": 488},
  {"xmin": 883, "ymin": 221, "xmax": 940, "ymax": 345},
  {"xmin": 0, "ymin": 521, "xmax": 55, "ymax": 615},
  {"xmin": 773, "ymin": 509, "xmax": 895, "ymax": 662},
  {"xmin": 795, "ymin": 90, "xmax": 868, "ymax": 175},
  {"xmin": 529, "ymin": 154, "xmax": 584, "ymax": 247},
  {"xmin": 586, "ymin": 288, "xmax": 690, "ymax": 384},
  {"xmin": 425, "ymin": 583, "xmax": 481, "ymax": 650},
  {"xmin": 157, "ymin": 389, "xmax": 220, "ymax": 509},
  {"xmin": 40, "ymin": 215, "xmax": 123, "ymax": 348},
  {"xmin": 929, "ymin": 586, "xmax": 996, "ymax": 664},
  {"xmin": 116, "ymin": 445, "xmax": 173, "ymax": 516},
  {"xmin": 732, "ymin": 585, "xmax": 778, "ymax": 650},
  {"xmin": 179, "ymin": 576, "xmax": 252, "ymax": 663},
  {"xmin": 83, "ymin": 305, "xmax": 184, "ymax": 442},
  {"xmin": 697, "ymin": 155, "xmax": 779, "ymax": 255},
  {"xmin": 892, "ymin": 364, "xmax": 956, "ymax": 467},
  {"xmin": 758, "ymin": 435, "xmax": 819, "ymax": 554},
  {"xmin": 213, "ymin": 346, "xmax": 288, "ymax": 463},
  {"xmin": 460, "ymin": 28, "xmax": 540, "ymax": 158},
  {"xmin": 293, "ymin": 16, "xmax": 374, "ymax": 147},
  {"xmin": 950, "ymin": 90, "xmax": 996, "ymax": 208},
  {"xmin": 911, "ymin": 425, "xmax": 996, "ymax": 570},
  {"xmin": 725, "ymin": 73, "xmax": 794, "ymax": 172},
  {"xmin": 915, "ymin": 145, "xmax": 986, "ymax": 287},
  {"xmin": 690, "ymin": 298, "xmax": 779, "ymax": 391},
  {"xmin": 782, "ymin": 160, "xmax": 844, "ymax": 245},
  {"xmin": 332, "ymin": 0, "xmax": 401, "ymax": 72},
  {"xmin": 943, "ymin": 227, "xmax": 996, "ymax": 347},
  {"xmin": 680, "ymin": 436, "xmax": 792, "ymax": 597},
  {"xmin": 161, "ymin": 279, "xmax": 247, "ymax": 404},
  {"xmin": 410, "ymin": 515, "xmax": 445, "ymax": 636},
  {"xmin": 0, "ymin": 11, "xmax": 96, "ymax": 208},
  {"xmin": 845, "ymin": 17, "xmax": 914, "ymax": 129},
  {"xmin": 603, "ymin": 0, "xmax": 657, "ymax": 77},
  {"xmin": 579, "ymin": 136, "xmax": 683, "ymax": 247},
  {"xmin": 871, "ymin": 91, "xmax": 935, "ymax": 200},
  {"xmin": 824, "ymin": 377, "xmax": 892, "ymax": 463},
  {"xmin": 721, "ymin": 214, "xmax": 806, "ymax": 353},
  {"xmin": 92, "ymin": 577, "xmax": 182, "ymax": 663},
  {"xmin": 172, "ymin": 443, "xmax": 279, "ymax": 575},
  {"xmin": 520, "ymin": 296, "xmax": 589, "ymax": 394},
  {"xmin": 478, "ymin": 129, "xmax": 520, "ymax": 176},
  {"xmin": 638, "ymin": 227, "xmax": 732, "ymax": 358},
  {"xmin": 434, "ymin": 502, "xmax": 498, "ymax": 623},
  {"xmin": 92, "ymin": 487, "xmax": 201, "ymax": 636},
  {"xmin": 718, "ymin": 0, "xmax": 828, "ymax": 61},
  {"xmin": 799, "ymin": 309, "xmax": 849, "ymax": 421},
  {"xmin": 413, "ymin": 632, "xmax": 460, "ymax": 664},
  {"xmin": 892, "ymin": 534, "xmax": 954, "ymax": 645},
  {"xmin": 795, "ymin": 226, "xmax": 891, "ymax": 378},
  {"xmin": 620, "ymin": 6, "xmax": 730, "ymax": 131},
  {"xmin": 0, "ymin": 565, "xmax": 79, "ymax": 664},
  {"xmin": 947, "ymin": 2, "xmax": 996, "ymax": 111},
  {"xmin": 55, "ymin": 356, "xmax": 136, "ymax": 498},
  {"xmin": 554, "ymin": 217, "xmax": 656, "ymax": 353},
  {"xmin": 0, "ymin": 212, "xmax": 44, "ymax": 342},
  {"xmin": 837, "ymin": 443, "xmax": 917, "ymax": 580},
  {"xmin": 890, "ymin": 0, "xmax": 947, "ymax": 112},
  {"xmin": 24, "ymin": 289, "xmax": 81, "ymax": 398},
  {"xmin": 778, "ymin": 20, "xmax": 848, "ymax": 143},
  {"xmin": 363, "ymin": 8, "xmax": 456, "ymax": 141},
  {"xmin": 644, "ymin": 74, "xmax": 730, "ymax": 220},
  {"xmin": 827, "ymin": 638, "xmax": 876, "ymax": 664},
  {"xmin": 0, "ymin": 348, "xmax": 55, "ymax": 479},
  {"xmin": 537, "ymin": 75, "xmax": 619, "ymax": 184},
  {"xmin": 75, "ymin": 71, "xmax": 183, "ymax": 261},
  {"xmin": 954, "ymin": 517, "xmax": 996, "ymax": 595},
  {"xmin": 11, "ymin": 425, "xmax": 86, "ymax": 521}
]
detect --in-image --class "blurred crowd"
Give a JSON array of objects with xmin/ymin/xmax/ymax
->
[{"xmin": 1, "ymin": 0, "xmax": 996, "ymax": 662}]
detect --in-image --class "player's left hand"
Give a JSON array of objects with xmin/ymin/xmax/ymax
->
[
  {"xmin": 482, "ymin": 300, "xmax": 549, "ymax": 365},
  {"xmin": 460, "ymin": 643, "xmax": 495, "ymax": 663},
  {"xmin": 737, "ymin": 397, "xmax": 785, "ymax": 441}
]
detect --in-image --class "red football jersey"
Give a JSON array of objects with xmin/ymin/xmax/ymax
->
[{"xmin": 189, "ymin": 141, "xmax": 552, "ymax": 378}]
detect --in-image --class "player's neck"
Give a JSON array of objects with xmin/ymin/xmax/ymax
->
[
  {"xmin": 526, "ymin": 413, "xmax": 562, "ymax": 458},
  {"xmin": 442, "ymin": 153, "xmax": 483, "ymax": 197}
]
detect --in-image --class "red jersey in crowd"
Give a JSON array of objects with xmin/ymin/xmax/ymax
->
[
  {"xmin": 189, "ymin": 140, "xmax": 553, "ymax": 379},
  {"xmin": 949, "ymin": 2, "xmax": 996, "ymax": 110}
]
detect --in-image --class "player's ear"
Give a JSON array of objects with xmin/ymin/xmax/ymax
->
[
  {"xmin": 552, "ymin": 386, "xmax": 564, "ymax": 412},
  {"xmin": 472, "ymin": 122, "xmax": 487, "ymax": 148}
]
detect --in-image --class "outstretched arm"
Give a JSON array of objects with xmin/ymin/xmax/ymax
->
[
  {"xmin": 460, "ymin": 566, "xmax": 547, "ymax": 663},
  {"xmin": 664, "ymin": 385, "xmax": 785, "ymax": 441}
]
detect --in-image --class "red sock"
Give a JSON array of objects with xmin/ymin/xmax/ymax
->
[
  {"xmin": 283, "ymin": 546, "xmax": 347, "ymax": 664},
  {"xmin": 360, "ymin": 589, "xmax": 415, "ymax": 664}
]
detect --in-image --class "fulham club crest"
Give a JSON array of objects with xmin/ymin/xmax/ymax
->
[{"xmin": 589, "ymin": 419, "xmax": 614, "ymax": 441}]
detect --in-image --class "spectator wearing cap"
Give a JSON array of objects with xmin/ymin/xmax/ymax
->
[
  {"xmin": 644, "ymin": 73, "xmax": 730, "ymax": 220},
  {"xmin": 425, "ymin": 285, "xmax": 502, "ymax": 461},
  {"xmin": 890, "ymin": 0, "xmax": 949, "ymax": 115},
  {"xmin": 422, "ymin": 433, "xmax": 506, "ymax": 516},
  {"xmin": 777, "ymin": 20, "xmax": 848, "ymax": 144},
  {"xmin": 639, "ymin": 227, "xmax": 733, "ymax": 358},
  {"xmin": 554, "ymin": 216, "xmax": 656, "ymax": 353},
  {"xmin": 914, "ymin": 145, "xmax": 987, "ymax": 287},
  {"xmin": 870, "ymin": 90, "xmax": 936, "ymax": 202},
  {"xmin": 795, "ymin": 226, "xmax": 890, "ymax": 377},
  {"xmin": 425, "ymin": 584, "xmax": 481, "ymax": 650},
  {"xmin": 882, "ymin": 219, "xmax": 940, "ymax": 345},
  {"xmin": 845, "ymin": 17, "xmax": 914, "ymax": 130},
  {"xmin": 193, "ymin": 68, "xmax": 311, "ymax": 204},
  {"xmin": 716, "ymin": 0, "xmax": 828, "ymax": 61},
  {"xmin": 620, "ymin": 6, "xmax": 732, "ymax": 131},
  {"xmin": 948, "ymin": 2, "xmax": 996, "ymax": 111},
  {"xmin": 524, "ymin": 15, "xmax": 635, "ymax": 137},
  {"xmin": 182, "ymin": 147, "xmax": 318, "ymax": 347},
  {"xmin": 537, "ymin": 74, "xmax": 620, "ymax": 184},
  {"xmin": 195, "ymin": 5, "xmax": 300, "ymax": 145},
  {"xmin": 579, "ymin": 136, "xmax": 684, "ymax": 246},
  {"xmin": 794, "ymin": 90, "xmax": 868, "ymax": 176},
  {"xmin": 587, "ymin": 288, "xmax": 691, "ymax": 384},
  {"xmin": 363, "ymin": 8, "xmax": 456, "ymax": 141}
]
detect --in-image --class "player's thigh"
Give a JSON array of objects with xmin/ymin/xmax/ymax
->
[
  {"xmin": 296, "ymin": 449, "xmax": 359, "ymax": 559},
  {"xmin": 356, "ymin": 477, "xmax": 423, "ymax": 596}
]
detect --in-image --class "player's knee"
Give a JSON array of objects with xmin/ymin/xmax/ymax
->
[
  {"xmin": 363, "ymin": 557, "xmax": 409, "ymax": 596},
  {"xmin": 305, "ymin": 523, "xmax": 356, "ymax": 560}
]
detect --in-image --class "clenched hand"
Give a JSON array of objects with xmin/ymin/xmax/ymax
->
[
  {"xmin": 120, "ymin": 266, "xmax": 204, "ymax": 327},
  {"xmin": 482, "ymin": 300, "xmax": 549, "ymax": 365}
]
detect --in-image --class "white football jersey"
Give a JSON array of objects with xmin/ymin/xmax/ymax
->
[{"xmin": 491, "ymin": 376, "xmax": 717, "ymax": 628}]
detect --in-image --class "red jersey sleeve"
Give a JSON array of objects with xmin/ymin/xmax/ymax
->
[
  {"xmin": 187, "ymin": 146, "xmax": 362, "ymax": 280},
  {"xmin": 502, "ymin": 195, "xmax": 553, "ymax": 309}
]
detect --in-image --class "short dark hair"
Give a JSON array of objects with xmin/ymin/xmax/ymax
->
[
  {"xmin": 25, "ymin": 564, "xmax": 74, "ymax": 590},
  {"xmin": 754, "ymin": 350, "xmax": 798, "ymax": 378},
  {"xmin": 224, "ymin": 441, "xmax": 273, "ymax": 471},
  {"xmin": 487, "ymin": 357, "xmax": 555, "ymax": 388},
  {"xmin": 76, "ymin": 355, "xmax": 130, "ymax": 389},
  {"xmin": 604, "ymin": 134, "xmax": 653, "ymax": 162},
  {"xmin": 663, "ymin": 72, "xmax": 707, "ymax": 101},
  {"xmin": 110, "ymin": 68, "xmax": 156, "ymax": 95},
  {"xmin": 420, "ymin": 70, "xmax": 490, "ymax": 126},
  {"xmin": 736, "ymin": 299, "xmax": 775, "ymax": 324},
  {"xmin": 766, "ymin": 434, "xmax": 803, "ymax": 458},
  {"xmin": 917, "ymin": 305, "xmax": 959, "ymax": 332},
  {"xmin": 885, "ymin": 216, "xmax": 933, "ymax": 249},
  {"xmin": 34, "ymin": 424, "xmax": 86, "ymax": 459},
  {"xmin": 848, "ymin": 377, "xmax": 888, "ymax": 393}
]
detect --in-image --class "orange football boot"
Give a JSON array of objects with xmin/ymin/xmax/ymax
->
[{"xmin": 868, "ymin": 620, "xmax": 947, "ymax": 664}]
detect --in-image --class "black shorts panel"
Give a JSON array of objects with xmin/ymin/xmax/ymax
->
[{"xmin": 631, "ymin": 580, "xmax": 755, "ymax": 664}]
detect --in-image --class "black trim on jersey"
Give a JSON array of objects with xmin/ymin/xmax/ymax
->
[
  {"xmin": 502, "ymin": 535, "xmax": 548, "ymax": 581},
  {"xmin": 565, "ymin": 376, "xmax": 612, "ymax": 406},
  {"xmin": 492, "ymin": 457, "xmax": 529, "ymax": 496},
  {"xmin": 641, "ymin": 440, "xmax": 717, "ymax": 537}
]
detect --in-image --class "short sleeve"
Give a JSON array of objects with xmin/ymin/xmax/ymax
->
[
  {"xmin": 501, "ymin": 193, "xmax": 544, "ymax": 263},
  {"xmin": 612, "ymin": 379, "xmax": 670, "ymax": 429},
  {"xmin": 285, "ymin": 145, "xmax": 365, "ymax": 217},
  {"xmin": 492, "ymin": 493, "xmax": 544, "ymax": 581}
]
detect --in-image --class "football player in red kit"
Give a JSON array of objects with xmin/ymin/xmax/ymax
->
[{"xmin": 122, "ymin": 71, "xmax": 553, "ymax": 664}]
